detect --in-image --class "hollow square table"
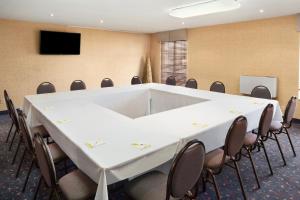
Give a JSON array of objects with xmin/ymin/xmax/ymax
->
[{"xmin": 23, "ymin": 83, "xmax": 282, "ymax": 200}]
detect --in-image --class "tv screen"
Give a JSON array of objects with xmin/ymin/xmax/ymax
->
[{"xmin": 40, "ymin": 30, "xmax": 81, "ymax": 55}]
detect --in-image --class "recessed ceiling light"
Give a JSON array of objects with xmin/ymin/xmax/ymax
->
[
  {"xmin": 259, "ymin": 9, "xmax": 264, "ymax": 13},
  {"xmin": 50, "ymin": 13, "xmax": 54, "ymax": 17},
  {"xmin": 181, "ymin": 22, "xmax": 185, "ymax": 25},
  {"xmin": 100, "ymin": 19, "xmax": 104, "ymax": 24},
  {"xmin": 169, "ymin": 0, "xmax": 241, "ymax": 18}
]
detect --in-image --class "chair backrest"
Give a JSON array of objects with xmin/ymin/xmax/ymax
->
[
  {"xmin": 166, "ymin": 140, "xmax": 205, "ymax": 199},
  {"xmin": 3, "ymin": 90, "xmax": 11, "ymax": 117},
  {"xmin": 101, "ymin": 78, "xmax": 114, "ymax": 88},
  {"xmin": 131, "ymin": 76, "xmax": 142, "ymax": 85},
  {"xmin": 37, "ymin": 82, "xmax": 56, "ymax": 94},
  {"xmin": 17, "ymin": 109, "xmax": 35, "ymax": 154},
  {"xmin": 33, "ymin": 134, "xmax": 57, "ymax": 188},
  {"xmin": 210, "ymin": 81, "xmax": 225, "ymax": 93},
  {"xmin": 70, "ymin": 80, "xmax": 86, "ymax": 91},
  {"xmin": 250, "ymin": 85, "xmax": 272, "ymax": 99},
  {"xmin": 185, "ymin": 78, "xmax": 198, "ymax": 89},
  {"xmin": 258, "ymin": 104, "xmax": 274, "ymax": 138},
  {"xmin": 8, "ymin": 99, "xmax": 19, "ymax": 131},
  {"xmin": 283, "ymin": 96, "xmax": 297, "ymax": 126},
  {"xmin": 166, "ymin": 76, "xmax": 176, "ymax": 86},
  {"xmin": 224, "ymin": 116, "xmax": 247, "ymax": 158}
]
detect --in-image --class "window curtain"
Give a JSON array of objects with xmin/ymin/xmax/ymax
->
[{"xmin": 154, "ymin": 29, "xmax": 187, "ymax": 85}]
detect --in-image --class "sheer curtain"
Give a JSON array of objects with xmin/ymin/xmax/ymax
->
[{"xmin": 161, "ymin": 40, "xmax": 187, "ymax": 86}]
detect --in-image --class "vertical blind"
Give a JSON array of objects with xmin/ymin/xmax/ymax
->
[{"xmin": 161, "ymin": 40, "xmax": 187, "ymax": 86}]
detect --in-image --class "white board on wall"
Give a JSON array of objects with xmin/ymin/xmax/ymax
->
[{"xmin": 240, "ymin": 75, "xmax": 277, "ymax": 98}]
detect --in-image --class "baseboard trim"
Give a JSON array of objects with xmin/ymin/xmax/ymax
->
[
  {"xmin": 0, "ymin": 110, "xmax": 9, "ymax": 115},
  {"xmin": 293, "ymin": 118, "xmax": 300, "ymax": 124}
]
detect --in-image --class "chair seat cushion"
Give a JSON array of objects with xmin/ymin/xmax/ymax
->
[
  {"xmin": 31, "ymin": 125, "xmax": 50, "ymax": 138},
  {"xmin": 48, "ymin": 143, "xmax": 67, "ymax": 163},
  {"xmin": 125, "ymin": 171, "xmax": 179, "ymax": 200},
  {"xmin": 270, "ymin": 121, "xmax": 282, "ymax": 131},
  {"xmin": 244, "ymin": 133, "xmax": 257, "ymax": 146},
  {"xmin": 205, "ymin": 148, "xmax": 229, "ymax": 169},
  {"xmin": 58, "ymin": 169, "xmax": 97, "ymax": 200}
]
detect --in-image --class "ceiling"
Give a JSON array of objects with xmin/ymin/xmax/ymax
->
[{"xmin": 0, "ymin": 0, "xmax": 299, "ymax": 33}]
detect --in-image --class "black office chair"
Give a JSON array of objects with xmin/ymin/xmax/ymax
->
[
  {"xmin": 131, "ymin": 76, "xmax": 142, "ymax": 85},
  {"xmin": 101, "ymin": 78, "xmax": 114, "ymax": 88},
  {"xmin": 33, "ymin": 133, "xmax": 96, "ymax": 200},
  {"xmin": 15, "ymin": 109, "xmax": 66, "ymax": 192},
  {"xmin": 242, "ymin": 104, "xmax": 274, "ymax": 189},
  {"xmin": 37, "ymin": 82, "xmax": 56, "ymax": 94},
  {"xmin": 210, "ymin": 81, "xmax": 225, "ymax": 93},
  {"xmin": 250, "ymin": 85, "xmax": 272, "ymax": 99},
  {"xmin": 70, "ymin": 80, "xmax": 86, "ymax": 91},
  {"xmin": 6, "ymin": 99, "xmax": 20, "ymax": 153},
  {"xmin": 269, "ymin": 96, "xmax": 297, "ymax": 165},
  {"xmin": 125, "ymin": 140, "xmax": 205, "ymax": 200},
  {"xmin": 4, "ymin": 90, "xmax": 14, "ymax": 143},
  {"xmin": 204, "ymin": 116, "xmax": 247, "ymax": 199},
  {"xmin": 166, "ymin": 76, "xmax": 176, "ymax": 86},
  {"xmin": 185, "ymin": 78, "xmax": 198, "ymax": 89}
]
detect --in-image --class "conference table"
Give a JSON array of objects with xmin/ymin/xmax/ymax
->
[{"xmin": 23, "ymin": 83, "xmax": 283, "ymax": 200}]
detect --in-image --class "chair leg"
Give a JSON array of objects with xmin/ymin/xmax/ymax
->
[
  {"xmin": 49, "ymin": 189, "xmax": 54, "ymax": 200},
  {"xmin": 273, "ymin": 133, "xmax": 287, "ymax": 166},
  {"xmin": 233, "ymin": 161, "xmax": 247, "ymax": 200},
  {"xmin": 33, "ymin": 176, "xmax": 42, "ymax": 200},
  {"xmin": 15, "ymin": 149, "xmax": 26, "ymax": 178},
  {"xmin": 285, "ymin": 128, "xmax": 296, "ymax": 157},
  {"xmin": 22, "ymin": 158, "xmax": 34, "ymax": 192},
  {"xmin": 11, "ymin": 138, "xmax": 22, "ymax": 165},
  {"xmin": 190, "ymin": 178, "xmax": 201, "ymax": 199},
  {"xmin": 246, "ymin": 147, "xmax": 260, "ymax": 189},
  {"xmin": 261, "ymin": 141, "xmax": 273, "ymax": 176},
  {"xmin": 54, "ymin": 188, "xmax": 61, "ymax": 200},
  {"xmin": 257, "ymin": 145, "xmax": 261, "ymax": 152},
  {"xmin": 8, "ymin": 129, "xmax": 18, "ymax": 151},
  {"xmin": 202, "ymin": 174, "xmax": 206, "ymax": 192},
  {"xmin": 209, "ymin": 172, "xmax": 221, "ymax": 200},
  {"xmin": 64, "ymin": 160, "xmax": 68, "ymax": 174},
  {"xmin": 5, "ymin": 122, "xmax": 14, "ymax": 143}
]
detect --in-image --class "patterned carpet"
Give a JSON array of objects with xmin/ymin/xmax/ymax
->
[{"xmin": 0, "ymin": 113, "xmax": 299, "ymax": 200}]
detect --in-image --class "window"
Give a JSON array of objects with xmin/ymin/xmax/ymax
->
[{"xmin": 161, "ymin": 40, "xmax": 187, "ymax": 86}]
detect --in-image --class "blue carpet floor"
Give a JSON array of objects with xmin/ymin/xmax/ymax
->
[{"xmin": 0, "ymin": 113, "xmax": 299, "ymax": 200}]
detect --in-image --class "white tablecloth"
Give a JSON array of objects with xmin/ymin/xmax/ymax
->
[{"xmin": 23, "ymin": 83, "xmax": 282, "ymax": 200}]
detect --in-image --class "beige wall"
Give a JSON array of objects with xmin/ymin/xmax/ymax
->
[
  {"xmin": 1, "ymin": 16, "xmax": 300, "ymax": 117},
  {"xmin": 151, "ymin": 16, "xmax": 300, "ymax": 117},
  {"xmin": 0, "ymin": 19, "xmax": 150, "ymax": 110},
  {"xmin": 150, "ymin": 34, "xmax": 161, "ymax": 83}
]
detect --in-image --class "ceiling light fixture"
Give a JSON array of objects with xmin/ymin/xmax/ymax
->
[
  {"xmin": 259, "ymin": 9, "xmax": 264, "ymax": 13},
  {"xmin": 181, "ymin": 22, "xmax": 185, "ymax": 25},
  {"xmin": 169, "ymin": 0, "xmax": 241, "ymax": 18},
  {"xmin": 100, "ymin": 19, "xmax": 104, "ymax": 24},
  {"xmin": 50, "ymin": 13, "xmax": 54, "ymax": 17}
]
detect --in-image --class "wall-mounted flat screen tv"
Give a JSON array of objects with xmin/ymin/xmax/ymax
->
[{"xmin": 40, "ymin": 30, "xmax": 81, "ymax": 55}]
